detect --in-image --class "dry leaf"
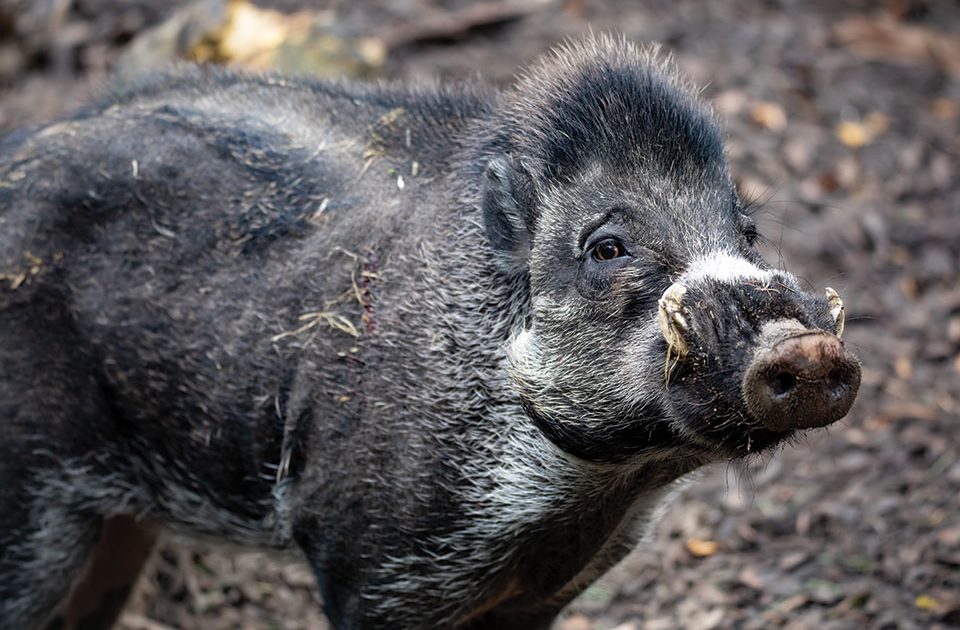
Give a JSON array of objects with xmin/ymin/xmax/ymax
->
[
  {"xmin": 214, "ymin": 1, "xmax": 309, "ymax": 67},
  {"xmin": 751, "ymin": 101, "xmax": 787, "ymax": 132},
  {"xmin": 836, "ymin": 121, "xmax": 871, "ymax": 147},
  {"xmin": 686, "ymin": 538, "xmax": 719, "ymax": 558},
  {"xmin": 895, "ymin": 356, "xmax": 913, "ymax": 381},
  {"xmin": 864, "ymin": 111, "xmax": 890, "ymax": 135},
  {"xmin": 933, "ymin": 98, "xmax": 957, "ymax": 121},
  {"xmin": 916, "ymin": 594, "xmax": 942, "ymax": 611},
  {"xmin": 557, "ymin": 613, "xmax": 593, "ymax": 630},
  {"xmin": 834, "ymin": 14, "xmax": 960, "ymax": 78}
]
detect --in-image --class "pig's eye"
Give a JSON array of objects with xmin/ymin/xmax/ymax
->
[{"xmin": 591, "ymin": 238, "xmax": 625, "ymax": 261}]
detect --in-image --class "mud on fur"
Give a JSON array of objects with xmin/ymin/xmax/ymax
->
[{"xmin": 0, "ymin": 35, "xmax": 860, "ymax": 629}]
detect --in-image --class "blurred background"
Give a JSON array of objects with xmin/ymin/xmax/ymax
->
[{"xmin": 1, "ymin": 1, "xmax": 958, "ymax": 628}]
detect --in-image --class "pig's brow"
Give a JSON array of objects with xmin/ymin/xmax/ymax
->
[{"xmin": 576, "ymin": 206, "xmax": 634, "ymax": 250}]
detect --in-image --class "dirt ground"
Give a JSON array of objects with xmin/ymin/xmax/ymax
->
[{"xmin": 1, "ymin": 1, "xmax": 958, "ymax": 628}]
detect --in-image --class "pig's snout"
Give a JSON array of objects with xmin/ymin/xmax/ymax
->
[
  {"xmin": 658, "ymin": 281, "xmax": 860, "ymax": 436},
  {"xmin": 742, "ymin": 320, "xmax": 861, "ymax": 432}
]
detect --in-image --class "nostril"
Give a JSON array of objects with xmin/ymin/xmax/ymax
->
[
  {"xmin": 770, "ymin": 372, "xmax": 796, "ymax": 398},
  {"xmin": 826, "ymin": 369, "xmax": 846, "ymax": 400}
]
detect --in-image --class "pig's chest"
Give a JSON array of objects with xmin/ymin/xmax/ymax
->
[
  {"xmin": 361, "ymin": 430, "xmax": 704, "ymax": 626},
  {"xmin": 455, "ymin": 457, "xmax": 695, "ymax": 624}
]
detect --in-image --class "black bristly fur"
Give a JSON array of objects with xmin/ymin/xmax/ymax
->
[{"xmin": 0, "ymin": 35, "xmax": 854, "ymax": 630}]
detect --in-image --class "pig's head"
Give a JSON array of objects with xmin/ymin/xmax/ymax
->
[{"xmin": 479, "ymin": 37, "xmax": 860, "ymax": 462}]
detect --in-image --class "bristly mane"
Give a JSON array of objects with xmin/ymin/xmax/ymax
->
[{"xmin": 473, "ymin": 35, "xmax": 724, "ymax": 185}]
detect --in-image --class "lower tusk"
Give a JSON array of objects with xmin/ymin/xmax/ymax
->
[{"xmin": 825, "ymin": 287, "xmax": 845, "ymax": 338}]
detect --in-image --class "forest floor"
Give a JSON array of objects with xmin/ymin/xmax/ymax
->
[{"xmin": 1, "ymin": 1, "xmax": 958, "ymax": 628}]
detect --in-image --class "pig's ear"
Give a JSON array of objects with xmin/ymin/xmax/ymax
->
[{"xmin": 481, "ymin": 155, "xmax": 537, "ymax": 272}]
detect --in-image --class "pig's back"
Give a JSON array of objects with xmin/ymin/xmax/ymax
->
[{"xmin": 0, "ymin": 68, "xmax": 490, "ymax": 532}]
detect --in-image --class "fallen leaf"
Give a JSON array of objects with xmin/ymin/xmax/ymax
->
[
  {"xmin": 214, "ymin": 1, "xmax": 310, "ymax": 67},
  {"xmin": 834, "ymin": 14, "xmax": 960, "ymax": 78},
  {"xmin": 933, "ymin": 98, "xmax": 957, "ymax": 121},
  {"xmin": 686, "ymin": 538, "xmax": 719, "ymax": 557},
  {"xmin": 739, "ymin": 566, "xmax": 764, "ymax": 590},
  {"xmin": 557, "ymin": 613, "xmax": 593, "ymax": 630},
  {"xmin": 751, "ymin": 101, "xmax": 787, "ymax": 132},
  {"xmin": 713, "ymin": 89, "xmax": 748, "ymax": 116},
  {"xmin": 836, "ymin": 121, "xmax": 871, "ymax": 147},
  {"xmin": 114, "ymin": 0, "xmax": 229, "ymax": 75},
  {"xmin": 864, "ymin": 111, "xmax": 890, "ymax": 134},
  {"xmin": 383, "ymin": 1, "xmax": 537, "ymax": 51},
  {"xmin": 818, "ymin": 171, "xmax": 841, "ymax": 193},
  {"xmin": 916, "ymin": 594, "xmax": 942, "ymax": 611}
]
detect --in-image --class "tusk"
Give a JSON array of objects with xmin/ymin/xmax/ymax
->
[
  {"xmin": 658, "ymin": 283, "xmax": 689, "ymax": 357},
  {"xmin": 825, "ymin": 287, "xmax": 845, "ymax": 339}
]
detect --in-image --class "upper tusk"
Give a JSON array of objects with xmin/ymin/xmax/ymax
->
[
  {"xmin": 825, "ymin": 287, "xmax": 845, "ymax": 339},
  {"xmin": 658, "ymin": 283, "xmax": 690, "ymax": 356}
]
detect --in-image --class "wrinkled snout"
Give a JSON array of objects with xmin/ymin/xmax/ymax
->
[
  {"xmin": 658, "ymin": 281, "xmax": 861, "ymax": 434},
  {"xmin": 742, "ymin": 321, "xmax": 861, "ymax": 432}
]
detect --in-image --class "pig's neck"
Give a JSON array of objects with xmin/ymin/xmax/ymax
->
[{"xmin": 428, "ymin": 246, "xmax": 713, "ymax": 623}]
